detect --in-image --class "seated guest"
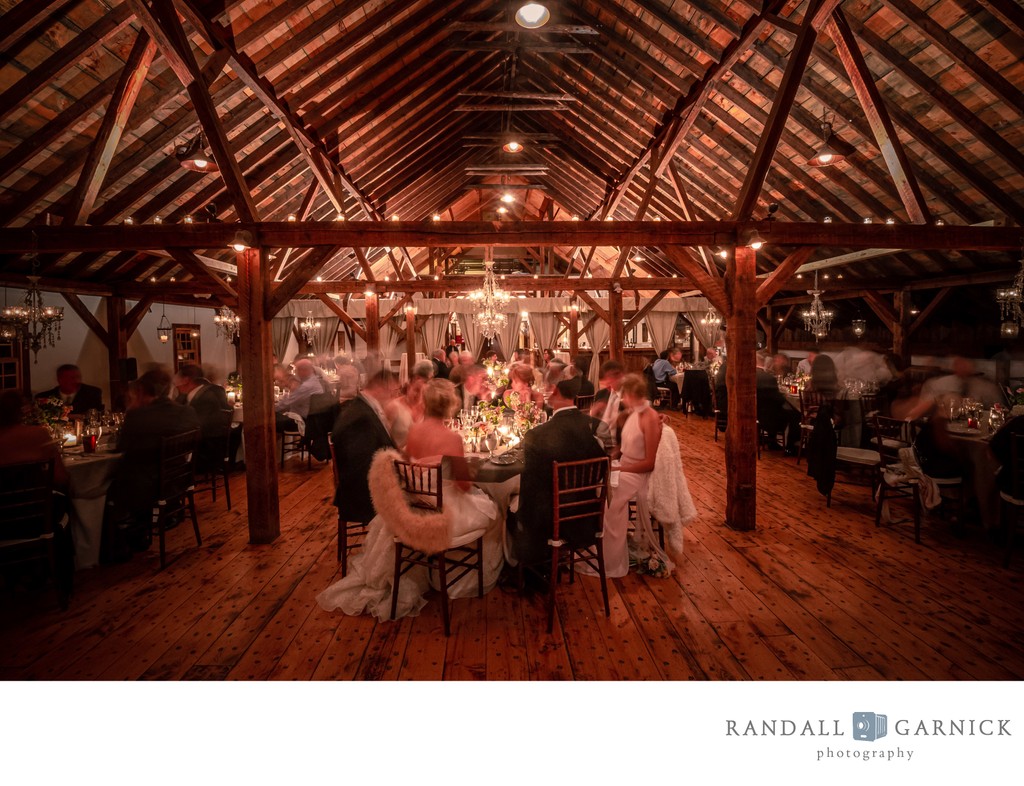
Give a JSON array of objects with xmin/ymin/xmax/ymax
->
[
  {"xmin": 652, "ymin": 348, "xmax": 684, "ymax": 409},
  {"xmin": 796, "ymin": 349, "xmax": 819, "ymax": 376},
  {"xmin": 454, "ymin": 364, "xmax": 488, "ymax": 411},
  {"xmin": 385, "ymin": 359, "xmax": 432, "ymax": 450},
  {"xmin": 105, "ymin": 370, "xmax": 200, "ymax": 545},
  {"xmin": 756, "ymin": 355, "xmax": 801, "ymax": 454},
  {"xmin": 273, "ymin": 363, "xmax": 298, "ymax": 393},
  {"xmin": 274, "ymin": 358, "xmax": 322, "ymax": 432},
  {"xmin": 809, "ymin": 353, "xmax": 840, "ymax": 397},
  {"xmin": 0, "ymin": 390, "xmax": 73, "ymax": 595},
  {"xmin": 564, "ymin": 360, "xmax": 595, "ymax": 397},
  {"xmin": 771, "ymin": 352, "xmax": 791, "ymax": 378},
  {"xmin": 503, "ymin": 362, "xmax": 544, "ymax": 408},
  {"xmin": 431, "ymin": 349, "xmax": 450, "ymax": 380},
  {"xmin": 172, "ymin": 364, "xmax": 229, "ymax": 438},
  {"xmin": 990, "ymin": 415, "xmax": 1024, "ymax": 495},
  {"xmin": 590, "ymin": 359, "xmax": 625, "ymax": 451},
  {"xmin": 37, "ymin": 363, "xmax": 104, "ymax": 416},
  {"xmin": 508, "ymin": 379, "xmax": 608, "ymax": 567},
  {"xmin": 543, "ymin": 360, "xmax": 567, "ymax": 392},
  {"xmin": 330, "ymin": 370, "xmax": 397, "ymax": 527},
  {"xmin": 337, "ymin": 364, "xmax": 360, "ymax": 403}
]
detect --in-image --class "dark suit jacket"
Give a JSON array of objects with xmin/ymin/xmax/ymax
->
[
  {"xmin": 108, "ymin": 398, "xmax": 200, "ymax": 515},
  {"xmin": 432, "ymin": 358, "xmax": 450, "ymax": 380},
  {"xmin": 331, "ymin": 395, "xmax": 395, "ymax": 521},
  {"xmin": 37, "ymin": 383, "xmax": 104, "ymax": 416},
  {"xmin": 178, "ymin": 381, "xmax": 230, "ymax": 439},
  {"xmin": 510, "ymin": 408, "xmax": 607, "ymax": 565}
]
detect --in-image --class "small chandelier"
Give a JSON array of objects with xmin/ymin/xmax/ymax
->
[
  {"xmin": 213, "ymin": 305, "xmax": 240, "ymax": 342},
  {"xmin": 802, "ymin": 271, "xmax": 834, "ymax": 341},
  {"xmin": 851, "ymin": 318, "xmax": 867, "ymax": 338},
  {"xmin": 1, "ymin": 274, "xmax": 63, "ymax": 361},
  {"xmin": 299, "ymin": 311, "xmax": 322, "ymax": 344},
  {"xmin": 700, "ymin": 306, "xmax": 722, "ymax": 329},
  {"xmin": 157, "ymin": 302, "xmax": 172, "ymax": 344},
  {"xmin": 996, "ymin": 244, "xmax": 1024, "ymax": 338},
  {"xmin": 467, "ymin": 253, "xmax": 511, "ymax": 338}
]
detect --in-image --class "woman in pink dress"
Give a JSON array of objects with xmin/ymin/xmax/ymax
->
[{"xmin": 603, "ymin": 373, "xmax": 662, "ymax": 577}]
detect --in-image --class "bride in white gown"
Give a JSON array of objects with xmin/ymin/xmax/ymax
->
[{"xmin": 317, "ymin": 379, "xmax": 500, "ymax": 620}]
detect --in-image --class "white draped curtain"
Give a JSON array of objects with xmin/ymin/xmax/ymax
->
[
  {"xmin": 455, "ymin": 308, "xmax": 485, "ymax": 356},
  {"xmin": 528, "ymin": 311, "xmax": 560, "ymax": 356},
  {"xmin": 271, "ymin": 317, "xmax": 294, "ymax": 362},
  {"xmin": 310, "ymin": 317, "xmax": 339, "ymax": 357},
  {"xmin": 423, "ymin": 312, "xmax": 451, "ymax": 357},
  {"xmin": 495, "ymin": 309, "xmax": 522, "ymax": 363},
  {"xmin": 645, "ymin": 310, "xmax": 679, "ymax": 355},
  {"xmin": 586, "ymin": 317, "xmax": 610, "ymax": 388},
  {"xmin": 380, "ymin": 321, "xmax": 402, "ymax": 360},
  {"xmin": 682, "ymin": 298, "xmax": 719, "ymax": 354}
]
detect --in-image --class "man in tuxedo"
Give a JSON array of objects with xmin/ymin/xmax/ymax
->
[
  {"xmin": 756, "ymin": 354, "xmax": 801, "ymax": 454},
  {"xmin": 331, "ymin": 369, "xmax": 398, "ymax": 524},
  {"xmin": 105, "ymin": 369, "xmax": 200, "ymax": 553},
  {"xmin": 508, "ymin": 379, "xmax": 608, "ymax": 567},
  {"xmin": 589, "ymin": 359, "xmax": 624, "ymax": 451},
  {"xmin": 37, "ymin": 363, "xmax": 104, "ymax": 415},
  {"xmin": 430, "ymin": 349, "xmax": 450, "ymax": 380},
  {"xmin": 454, "ymin": 364, "xmax": 487, "ymax": 412},
  {"xmin": 173, "ymin": 364, "xmax": 232, "ymax": 471}
]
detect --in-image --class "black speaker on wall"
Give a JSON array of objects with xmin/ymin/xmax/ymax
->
[{"xmin": 118, "ymin": 357, "xmax": 138, "ymax": 381}]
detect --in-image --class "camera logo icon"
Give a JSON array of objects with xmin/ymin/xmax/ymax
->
[{"xmin": 852, "ymin": 712, "xmax": 888, "ymax": 742}]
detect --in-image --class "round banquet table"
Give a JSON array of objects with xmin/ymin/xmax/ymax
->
[
  {"xmin": 468, "ymin": 452, "xmax": 523, "ymax": 563},
  {"xmin": 65, "ymin": 449, "xmax": 121, "ymax": 569},
  {"xmin": 947, "ymin": 424, "xmax": 1000, "ymax": 530},
  {"xmin": 673, "ymin": 369, "xmax": 712, "ymax": 416}
]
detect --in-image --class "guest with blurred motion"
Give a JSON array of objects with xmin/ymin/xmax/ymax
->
[
  {"xmin": 757, "ymin": 355, "xmax": 801, "ymax": 454},
  {"xmin": 591, "ymin": 359, "xmax": 625, "ymax": 451},
  {"xmin": 565, "ymin": 360, "xmax": 595, "ymax": 397},
  {"xmin": 796, "ymin": 348, "xmax": 819, "ymax": 376},
  {"xmin": 172, "ymin": 364, "xmax": 229, "ymax": 438},
  {"xmin": 105, "ymin": 370, "xmax": 200, "ymax": 553},
  {"xmin": 508, "ymin": 378, "xmax": 608, "ymax": 569},
  {"xmin": 504, "ymin": 362, "xmax": 545, "ymax": 408},
  {"xmin": 454, "ymin": 364, "xmax": 488, "ymax": 411},
  {"xmin": 809, "ymin": 353, "xmax": 840, "ymax": 397},
  {"xmin": 770, "ymin": 352, "xmax": 791, "ymax": 378},
  {"xmin": 274, "ymin": 358, "xmax": 322, "ymax": 432},
  {"xmin": 591, "ymin": 373, "xmax": 662, "ymax": 578},
  {"xmin": 336, "ymin": 363, "xmax": 360, "ymax": 405},
  {"xmin": 431, "ymin": 349, "xmax": 450, "ymax": 380},
  {"xmin": 0, "ymin": 390, "xmax": 73, "ymax": 596},
  {"xmin": 385, "ymin": 359, "xmax": 433, "ymax": 449},
  {"xmin": 905, "ymin": 356, "xmax": 1003, "ymax": 421},
  {"xmin": 37, "ymin": 364, "xmax": 104, "ymax": 416}
]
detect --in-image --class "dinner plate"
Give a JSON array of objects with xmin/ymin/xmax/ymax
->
[{"xmin": 488, "ymin": 453, "xmax": 517, "ymax": 465}]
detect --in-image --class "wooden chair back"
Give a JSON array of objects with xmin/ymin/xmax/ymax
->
[
  {"xmin": 551, "ymin": 456, "xmax": 609, "ymax": 542},
  {"xmin": 799, "ymin": 388, "xmax": 831, "ymax": 418},
  {"xmin": 393, "ymin": 458, "xmax": 444, "ymax": 513},
  {"xmin": 0, "ymin": 460, "xmax": 54, "ymax": 541},
  {"xmin": 872, "ymin": 415, "xmax": 912, "ymax": 465},
  {"xmin": 157, "ymin": 429, "xmax": 200, "ymax": 504},
  {"xmin": 574, "ymin": 393, "xmax": 595, "ymax": 411}
]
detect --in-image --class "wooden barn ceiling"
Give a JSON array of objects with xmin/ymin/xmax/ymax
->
[{"xmin": 0, "ymin": 0, "xmax": 1021, "ymax": 298}]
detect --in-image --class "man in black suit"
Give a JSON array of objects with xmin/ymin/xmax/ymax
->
[
  {"xmin": 37, "ymin": 363, "xmax": 104, "ymax": 416},
  {"xmin": 508, "ymin": 379, "xmax": 608, "ymax": 567},
  {"xmin": 430, "ymin": 349, "xmax": 450, "ymax": 380},
  {"xmin": 330, "ymin": 369, "xmax": 398, "ymax": 524},
  {"xmin": 173, "ymin": 364, "xmax": 232, "ymax": 471},
  {"xmin": 104, "ymin": 369, "xmax": 200, "ymax": 553},
  {"xmin": 454, "ymin": 364, "xmax": 487, "ymax": 412},
  {"xmin": 756, "ymin": 355, "xmax": 801, "ymax": 453}
]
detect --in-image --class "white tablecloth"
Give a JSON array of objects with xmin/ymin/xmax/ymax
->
[{"xmin": 65, "ymin": 451, "xmax": 121, "ymax": 569}]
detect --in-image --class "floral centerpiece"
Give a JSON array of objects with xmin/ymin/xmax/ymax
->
[
  {"xmin": 504, "ymin": 390, "xmax": 543, "ymax": 435},
  {"xmin": 1010, "ymin": 387, "xmax": 1024, "ymax": 417},
  {"xmin": 29, "ymin": 396, "xmax": 71, "ymax": 443}
]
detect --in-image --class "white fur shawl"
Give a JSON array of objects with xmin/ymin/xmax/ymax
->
[
  {"xmin": 647, "ymin": 424, "xmax": 698, "ymax": 554},
  {"xmin": 368, "ymin": 448, "xmax": 453, "ymax": 554}
]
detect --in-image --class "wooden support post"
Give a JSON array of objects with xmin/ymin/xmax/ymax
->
[
  {"xmin": 893, "ymin": 289, "xmax": 911, "ymax": 368},
  {"xmin": 405, "ymin": 303, "xmax": 417, "ymax": 374},
  {"xmin": 105, "ymin": 296, "xmax": 128, "ymax": 410},
  {"xmin": 238, "ymin": 247, "xmax": 280, "ymax": 544},
  {"xmin": 364, "ymin": 292, "xmax": 380, "ymax": 358},
  {"xmin": 568, "ymin": 302, "xmax": 580, "ymax": 358},
  {"xmin": 608, "ymin": 287, "xmax": 624, "ymax": 362},
  {"xmin": 725, "ymin": 246, "xmax": 758, "ymax": 531}
]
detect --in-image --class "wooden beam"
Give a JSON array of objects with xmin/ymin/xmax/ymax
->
[
  {"xmin": 123, "ymin": 0, "xmax": 194, "ymax": 87},
  {"xmin": 236, "ymin": 247, "xmax": 280, "ymax": 544},
  {"xmin": 825, "ymin": 10, "xmax": 930, "ymax": 223},
  {"xmin": 62, "ymin": 293, "xmax": 108, "ymax": 344},
  {"xmin": 379, "ymin": 294, "xmax": 412, "ymax": 328},
  {"xmin": 667, "ymin": 160, "xmax": 717, "ymax": 277},
  {"xmin": 863, "ymin": 290, "xmax": 898, "ymax": 327},
  {"xmin": 732, "ymin": 5, "xmax": 821, "ymax": 221},
  {"xmin": 724, "ymin": 246, "xmax": 758, "ymax": 531},
  {"xmin": 662, "ymin": 246, "xmax": 729, "ymax": 313},
  {"xmin": 575, "ymin": 292, "xmax": 609, "ymax": 324},
  {"xmin": 623, "ymin": 291, "xmax": 669, "ymax": 334},
  {"xmin": 756, "ymin": 247, "xmax": 815, "ymax": 307},
  {"xmin": 63, "ymin": 32, "xmax": 157, "ymax": 226},
  {"xmin": 316, "ymin": 294, "xmax": 366, "ymax": 341},
  {"xmin": 908, "ymin": 287, "xmax": 951, "ymax": 336},
  {"xmin": 449, "ymin": 22, "xmax": 600, "ymax": 34},
  {"xmin": 149, "ymin": 0, "xmax": 259, "ymax": 223},
  {"xmin": 168, "ymin": 249, "xmax": 237, "ymax": 300},
  {"xmin": 266, "ymin": 246, "xmax": 341, "ymax": 318},
  {"xmin": 1, "ymin": 221, "xmax": 1019, "ymax": 254},
  {"xmin": 124, "ymin": 296, "xmax": 154, "ymax": 338},
  {"xmin": 364, "ymin": 292, "xmax": 380, "ymax": 355},
  {"xmin": 105, "ymin": 296, "xmax": 128, "ymax": 409},
  {"xmin": 0, "ymin": 0, "xmax": 77, "ymax": 53},
  {"xmin": 607, "ymin": 287, "xmax": 625, "ymax": 362},
  {"xmin": 405, "ymin": 303, "xmax": 417, "ymax": 377},
  {"xmin": 892, "ymin": 290, "xmax": 911, "ymax": 368}
]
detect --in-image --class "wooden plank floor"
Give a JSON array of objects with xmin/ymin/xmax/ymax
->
[{"xmin": 2, "ymin": 411, "xmax": 1023, "ymax": 680}]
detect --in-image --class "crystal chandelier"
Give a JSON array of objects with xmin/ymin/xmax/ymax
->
[
  {"xmin": 700, "ymin": 305, "xmax": 722, "ymax": 329},
  {"xmin": 1, "ymin": 275, "xmax": 63, "ymax": 361},
  {"xmin": 467, "ymin": 254, "xmax": 510, "ymax": 338},
  {"xmin": 996, "ymin": 245, "xmax": 1024, "ymax": 338},
  {"xmin": 299, "ymin": 311, "xmax": 322, "ymax": 344},
  {"xmin": 802, "ymin": 271, "xmax": 834, "ymax": 341},
  {"xmin": 213, "ymin": 305, "xmax": 240, "ymax": 342}
]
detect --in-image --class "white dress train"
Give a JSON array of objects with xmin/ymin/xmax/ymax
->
[{"xmin": 316, "ymin": 458, "xmax": 500, "ymax": 620}]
